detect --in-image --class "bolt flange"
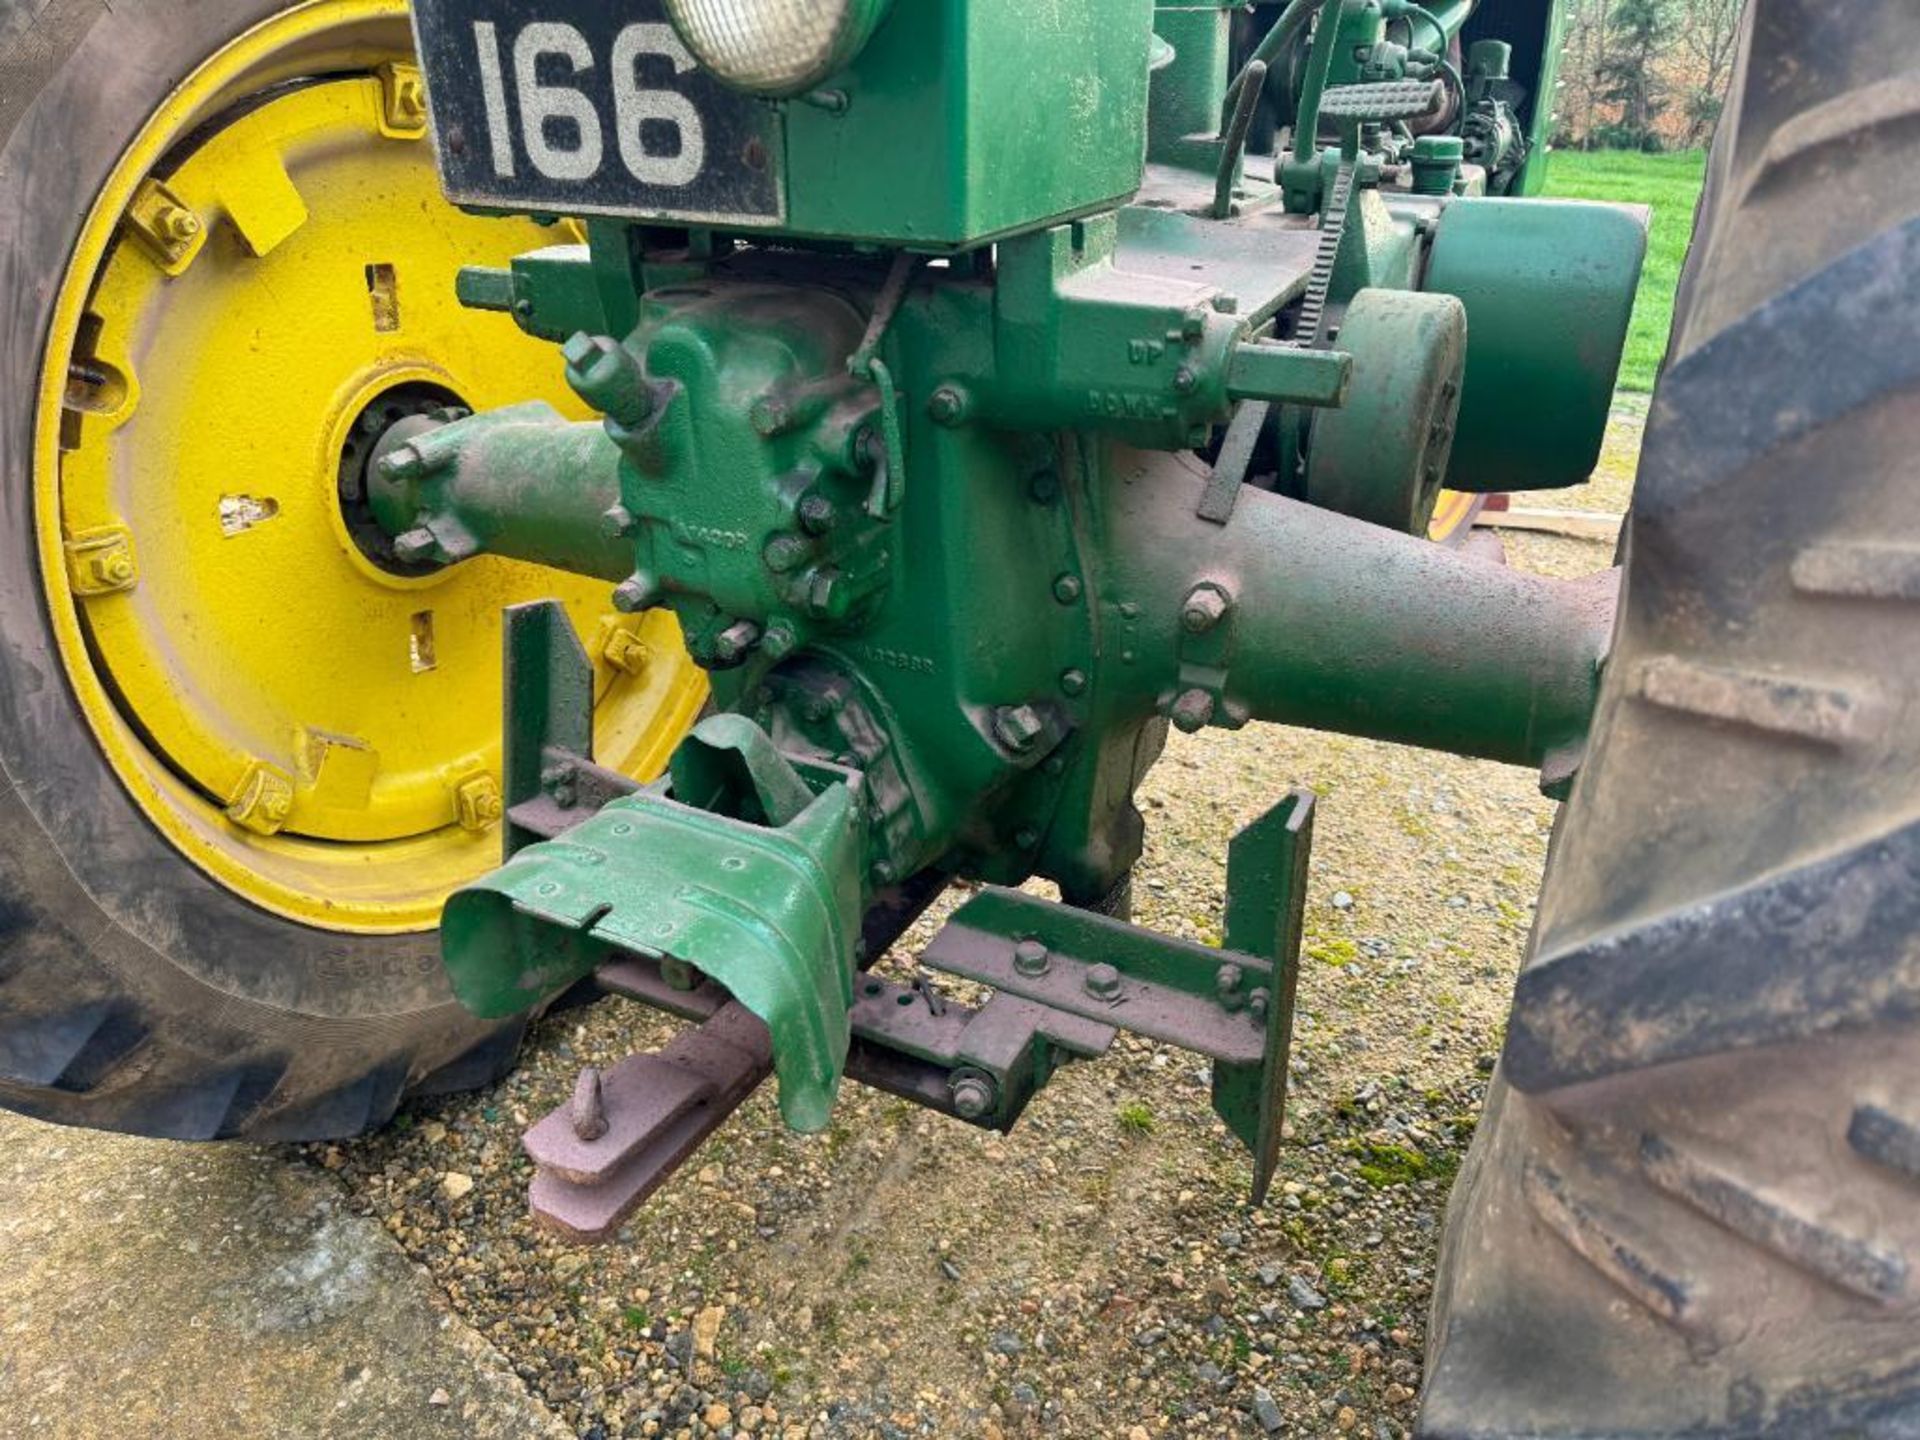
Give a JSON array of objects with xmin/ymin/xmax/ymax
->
[
  {"xmin": 949, "ymin": 1072, "xmax": 996, "ymax": 1120},
  {"xmin": 1013, "ymin": 939, "xmax": 1051, "ymax": 977}
]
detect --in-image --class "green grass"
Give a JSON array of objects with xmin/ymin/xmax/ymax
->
[{"xmin": 1542, "ymin": 149, "xmax": 1707, "ymax": 392}]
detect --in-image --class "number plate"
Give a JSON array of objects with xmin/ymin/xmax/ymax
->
[{"xmin": 410, "ymin": 0, "xmax": 784, "ymax": 224}]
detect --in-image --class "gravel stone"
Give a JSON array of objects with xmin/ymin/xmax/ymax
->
[{"xmin": 1253, "ymin": 1387, "xmax": 1286, "ymax": 1433}]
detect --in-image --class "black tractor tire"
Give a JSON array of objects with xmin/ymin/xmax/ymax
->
[
  {"xmin": 1421, "ymin": 4, "xmax": 1920, "ymax": 1435},
  {"xmin": 0, "ymin": 0, "xmax": 527, "ymax": 1142}
]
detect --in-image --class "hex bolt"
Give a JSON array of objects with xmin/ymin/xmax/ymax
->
[
  {"xmin": 1172, "ymin": 365, "xmax": 1198, "ymax": 395},
  {"xmin": 711, "ymin": 619, "xmax": 762, "ymax": 665},
  {"xmin": 571, "ymin": 1067, "xmax": 610, "ymax": 1142},
  {"xmin": 1249, "ymin": 987, "xmax": 1271, "ymax": 1022},
  {"xmin": 600, "ymin": 504, "xmax": 637, "ymax": 538},
  {"xmin": 1215, "ymin": 962, "xmax": 1245, "ymax": 1010},
  {"xmin": 760, "ymin": 621, "xmax": 799, "ymax": 661},
  {"xmin": 797, "ymin": 494, "xmax": 837, "ymax": 535},
  {"xmin": 157, "ymin": 204, "xmax": 201, "ymax": 247},
  {"xmin": 453, "ymin": 773, "xmax": 504, "ymax": 832},
  {"xmin": 1013, "ymin": 938, "xmax": 1051, "ymax": 977},
  {"xmin": 1182, "ymin": 587, "xmax": 1229, "ymax": 634},
  {"xmin": 1084, "ymin": 962, "xmax": 1123, "ymax": 1000},
  {"xmin": 392, "ymin": 527, "xmax": 439, "ymax": 564},
  {"xmin": 764, "ymin": 533, "xmax": 810, "ymax": 573},
  {"xmin": 612, "ymin": 571, "xmax": 660, "ymax": 614},
  {"xmin": 390, "ymin": 71, "xmax": 427, "ymax": 126},
  {"xmin": 562, "ymin": 332, "xmax": 653, "ymax": 428},
  {"xmin": 1169, "ymin": 688, "xmax": 1216, "ymax": 734},
  {"xmin": 927, "ymin": 386, "xmax": 968, "ymax": 426},
  {"xmin": 992, "ymin": 703, "xmax": 1046, "ymax": 754},
  {"xmin": 1059, "ymin": 668, "xmax": 1088, "ymax": 698},
  {"xmin": 379, "ymin": 442, "xmax": 429, "ymax": 483},
  {"xmin": 950, "ymin": 1073, "xmax": 996, "ymax": 1121},
  {"xmin": 602, "ymin": 628, "xmax": 651, "ymax": 676},
  {"xmin": 1052, "ymin": 573, "xmax": 1083, "ymax": 605}
]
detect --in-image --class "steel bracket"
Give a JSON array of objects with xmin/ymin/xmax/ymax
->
[{"xmin": 922, "ymin": 790, "xmax": 1314, "ymax": 1202}]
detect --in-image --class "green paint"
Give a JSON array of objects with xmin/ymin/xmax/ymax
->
[{"xmin": 1544, "ymin": 148, "xmax": 1707, "ymax": 392}]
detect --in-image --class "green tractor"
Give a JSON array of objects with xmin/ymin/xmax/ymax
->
[{"xmin": 4, "ymin": 0, "xmax": 1914, "ymax": 1432}]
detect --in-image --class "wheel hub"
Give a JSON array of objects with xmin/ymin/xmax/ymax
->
[{"xmin": 336, "ymin": 381, "xmax": 466, "ymax": 575}]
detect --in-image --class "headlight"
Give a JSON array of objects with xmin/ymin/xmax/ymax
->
[{"xmin": 663, "ymin": 0, "xmax": 894, "ymax": 98}]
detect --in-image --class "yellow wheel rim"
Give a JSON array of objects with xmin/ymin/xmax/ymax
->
[
  {"xmin": 33, "ymin": 0, "xmax": 707, "ymax": 934},
  {"xmin": 1427, "ymin": 488, "xmax": 1482, "ymax": 545}
]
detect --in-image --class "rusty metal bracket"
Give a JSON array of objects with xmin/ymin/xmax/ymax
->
[{"xmin": 524, "ymin": 919, "xmax": 1114, "ymax": 1241}]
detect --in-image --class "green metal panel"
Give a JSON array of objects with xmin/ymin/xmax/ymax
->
[
  {"xmin": 781, "ymin": 0, "xmax": 1155, "ymax": 246},
  {"xmin": 443, "ymin": 714, "xmax": 867, "ymax": 1132},
  {"xmin": 1147, "ymin": 5, "xmax": 1231, "ymax": 171},
  {"xmin": 1425, "ymin": 196, "xmax": 1647, "ymax": 493}
]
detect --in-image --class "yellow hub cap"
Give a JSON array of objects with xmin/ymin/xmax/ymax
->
[{"xmin": 34, "ymin": 0, "xmax": 706, "ymax": 933}]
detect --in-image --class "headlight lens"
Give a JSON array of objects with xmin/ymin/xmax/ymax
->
[{"xmin": 663, "ymin": 0, "xmax": 894, "ymax": 98}]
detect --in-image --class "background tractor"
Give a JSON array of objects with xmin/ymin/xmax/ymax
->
[{"xmin": 4, "ymin": 0, "xmax": 1915, "ymax": 1434}]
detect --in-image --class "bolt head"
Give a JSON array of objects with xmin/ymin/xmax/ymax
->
[
  {"xmin": 392, "ymin": 75, "xmax": 426, "ymax": 124},
  {"xmin": 797, "ymin": 495, "xmax": 837, "ymax": 535},
  {"xmin": 602, "ymin": 628, "xmax": 651, "ymax": 675},
  {"xmin": 760, "ymin": 621, "xmax": 799, "ymax": 661},
  {"xmin": 1052, "ymin": 573, "xmax": 1083, "ymax": 605},
  {"xmin": 1172, "ymin": 365, "xmax": 1198, "ymax": 395},
  {"xmin": 612, "ymin": 572, "xmax": 659, "ymax": 613},
  {"xmin": 993, "ymin": 704, "xmax": 1046, "ymax": 753},
  {"xmin": 1059, "ymin": 668, "xmax": 1088, "ymax": 698},
  {"xmin": 1182, "ymin": 588, "xmax": 1228, "ymax": 634},
  {"xmin": 561, "ymin": 331, "xmax": 608, "ymax": 370},
  {"xmin": 1169, "ymin": 688, "xmax": 1215, "ymax": 734},
  {"xmin": 804, "ymin": 567, "xmax": 845, "ymax": 618},
  {"xmin": 159, "ymin": 207, "xmax": 201, "ymax": 245},
  {"xmin": 600, "ymin": 504, "xmax": 636, "ymax": 538},
  {"xmin": 378, "ymin": 442, "xmax": 427, "ymax": 482},
  {"xmin": 1084, "ymin": 962, "xmax": 1122, "ymax": 1000},
  {"xmin": 927, "ymin": 386, "xmax": 966, "ymax": 426},
  {"xmin": 1013, "ymin": 939, "xmax": 1050, "ymax": 977},
  {"xmin": 950, "ymin": 1074, "xmax": 995, "ymax": 1120},
  {"xmin": 711, "ymin": 619, "xmax": 762, "ymax": 665},
  {"xmin": 392, "ymin": 527, "xmax": 439, "ymax": 563},
  {"xmin": 764, "ymin": 533, "xmax": 809, "ymax": 573}
]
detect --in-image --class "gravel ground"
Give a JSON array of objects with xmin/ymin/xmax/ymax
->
[{"xmin": 306, "ymin": 405, "xmax": 1643, "ymax": 1440}]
